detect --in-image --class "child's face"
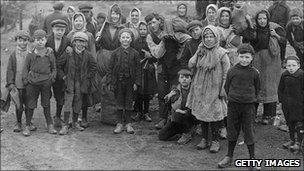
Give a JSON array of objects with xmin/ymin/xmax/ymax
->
[
  {"xmin": 238, "ymin": 52, "xmax": 253, "ymax": 66},
  {"xmin": 111, "ymin": 11, "xmax": 120, "ymax": 23},
  {"xmin": 74, "ymin": 16, "xmax": 84, "ymax": 30},
  {"xmin": 207, "ymin": 8, "xmax": 216, "ymax": 21},
  {"xmin": 34, "ymin": 37, "xmax": 47, "ymax": 49},
  {"xmin": 220, "ymin": 11, "xmax": 230, "ymax": 25},
  {"xmin": 139, "ymin": 24, "xmax": 148, "ymax": 37},
  {"xmin": 203, "ymin": 30, "xmax": 216, "ymax": 47},
  {"xmin": 291, "ymin": 16, "xmax": 301, "ymax": 26},
  {"xmin": 177, "ymin": 5, "xmax": 187, "ymax": 17},
  {"xmin": 257, "ymin": 13, "xmax": 268, "ymax": 27},
  {"xmin": 286, "ymin": 59, "xmax": 300, "ymax": 74},
  {"xmin": 190, "ymin": 26, "xmax": 202, "ymax": 40},
  {"xmin": 16, "ymin": 37, "xmax": 28, "ymax": 49},
  {"xmin": 120, "ymin": 32, "xmax": 132, "ymax": 47},
  {"xmin": 131, "ymin": 10, "xmax": 140, "ymax": 24},
  {"xmin": 74, "ymin": 39, "xmax": 87, "ymax": 52},
  {"xmin": 52, "ymin": 26, "xmax": 66, "ymax": 39},
  {"xmin": 179, "ymin": 74, "xmax": 191, "ymax": 87}
]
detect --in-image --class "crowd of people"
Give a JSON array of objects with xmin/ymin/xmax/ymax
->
[{"xmin": 1, "ymin": 0, "xmax": 303, "ymax": 169}]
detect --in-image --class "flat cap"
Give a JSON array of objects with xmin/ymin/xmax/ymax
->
[
  {"xmin": 15, "ymin": 30, "xmax": 30, "ymax": 40},
  {"xmin": 72, "ymin": 32, "xmax": 89, "ymax": 42},
  {"xmin": 79, "ymin": 4, "xmax": 93, "ymax": 12},
  {"xmin": 237, "ymin": 43, "xmax": 255, "ymax": 55},
  {"xmin": 51, "ymin": 19, "xmax": 68, "ymax": 28},
  {"xmin": 53, "ymin": 2, "xmax": 64, "ymax": 10},
  {"xmin": 118, "ymin": 28, "xmax": 134, "ymax": 39},
  {"xmin": 33, "ymin": 29, "xmax": 47, "ymax": 39},
  {"xmin": 285, "ymin": 55, "xmax": 300, "ymax": 63},
  {"xmin": 178, "ymin": 68, "xmax": 192, "ymax": 76},
  {"xmin": 187, "ymin": 20, "xmax": 203, "ymax": 31}
]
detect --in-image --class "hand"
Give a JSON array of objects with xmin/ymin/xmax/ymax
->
[
  {"xmin": 176, "ymin": 109, "xmax": 186, "ymax": 114},
  {"xmin": 62, "ymin": 76, "xmax": 66, "ymax": 81},
  {"xmin": 162, "ymin": 34, "xmax": 175, "ymax": 41},
  {"xmin": 66, "ymin": 46, "xmax": 73, "ymax": 54},
  {"xmin": 8, "ymin": 84, "xmax": 16, "ymax": 91},
  {"xmin": 142, "ymin": 49, "xmax": 152, "ymax": 58},
  {"xmin": 219, "ymin": 88, "xmax": 227, "ymax": 100},
  {"xmin": 133, "ymin": 84, "xmax": 138, "ymax": 91},
  {"xmin": 46, "ymin": 47, "xmax": 53, "ymax": 55}
]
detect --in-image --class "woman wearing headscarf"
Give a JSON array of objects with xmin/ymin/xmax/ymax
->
[
  {"xmin": 125, "ymin": 7, "xmax": 142, "ymax": 40},
  {"xmin": 67, "ymin": 12, "xmax": 96, "ymax": 59},
  {"xmin": 175, "ymin": 3, "xmax": 192, "ymax": 23},
  {"xmin": 202, "ymin": 4, "xmax": 218, "ymax": 27},
  {"xmin": 240, "ymin": 9, "xmax": 286, "ymax": 124},
  {"xmin": 187, "ymin": 25, "xmax": 230, "ymax": 153}
]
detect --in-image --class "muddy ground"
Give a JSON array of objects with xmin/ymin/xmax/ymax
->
[{"xmin": 1, "ymin": 1, "xmax": 304, "ymax": 170}]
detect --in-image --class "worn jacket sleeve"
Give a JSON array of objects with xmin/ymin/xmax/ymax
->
[
  {"xmin": 285, "ymin": 23, "xmax": 295, "ymax": 47},
  {"xmin": 254, "ymin": 69, "xmax": 261, "ymax": 98},
  {"xmin": 88, "ymin": 53, "xmax": 97, "ymax": 79},
  {"xmin": 22, "ymin": 54, "xmax": 31, "ymax": 85},
  {"xmin": 88, "ymin": 33, "xmax": 97, "ymax": 59},
  {"xmin": 56, "ymin": 53, "xmax": 67, "ymax": 80},
  {"xmin": 108, "ymin": 51, "xmax": 116, "ymax": 86},
  {"xmin": 6, "ymin": 53, "xmax": 15, "ymax": 87},
  {"xmin": 278, "ymin": 73, "xmax": 285, "ymax": 103},
  {"xmin": 224, "ymin": 69, "xmax": 232, "ymax": 96},
  {"xmin": 179, "ymin": 41, "xmax": 192, "ymax": 69},
  {"xmin": 275, "ymin": 27, "xmax": 286, "ymax": 44},
  {"xmin": 134, "ymin": 51, "xmax": 142, "ymax": 86},
  {"xmin": 49, "ymin": 53, "xmax": 57, "ymax": 81}
]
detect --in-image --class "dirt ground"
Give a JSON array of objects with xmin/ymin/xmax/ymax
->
[{"xmin": 1, "ymin": 1, "xmax": 304, "ymax": 170}]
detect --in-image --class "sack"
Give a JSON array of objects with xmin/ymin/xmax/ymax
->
[{"xmin": 269, "ymin": 36, "xmax": 280, "ymax": 58}]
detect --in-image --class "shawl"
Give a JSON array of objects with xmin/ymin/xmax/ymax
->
[
  {"xmin": 128, "ymin": 7, "xmax": 142, "ymax": 29},
  {"xmin": 106, "ymin": 4, "xmax": 124, "ymax": 28},
  {"xmin": 71, "ymin": 12, "xmax": 87, "ymax": 32},
  {"xmin": 217, "ymin": 7, "xmax": 231, "ymax": 28},
  {"xmin": 206, "ymin": 4, "xmax": 218, "ymax": 24}
]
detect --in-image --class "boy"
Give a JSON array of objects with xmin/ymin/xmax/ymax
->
[
  {"xmin": 108, "ymin": 28, "xmax": 141, "ymax": 134},
  {"xmin": 158, "ymin": 68, "xmax": 197, "ymax": 145},
  {"xmin": 59, "ymin": 31, "xmax": 97, "ymax": 135},
  {"xmin": 286, "ymin": 8, "xmax": 303, "ymax": 69},
  {"xmin": 45, "ymin": 19, "xmax": 72, "ymax": 128},
  {"xmin": 132, "ymin": 21, "xmax": 157, "ymax": 122},
  {"xmin": 6, "ymin": 30, "xmax": 34, "ymax": 132},
  {"xmin": 218, "ymin": 43, "xmax": 260, "ymax": 168},
  {"xmin": 278, "ymin": 56, "xmax": 304, "ymax": 153},
  {"xmin": 22, "ymin": 29, "xmax": 57, "ymax": 136}
]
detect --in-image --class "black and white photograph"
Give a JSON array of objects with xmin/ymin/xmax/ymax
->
[{"xmin": 0, "ymin": 0, "xmax": 303, "ymax": 170}]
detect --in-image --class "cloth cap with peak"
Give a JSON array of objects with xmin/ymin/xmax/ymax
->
[
  {"xmin": 178, "ymin": 68, "xmax": 192, "ymax": 76},
  {"xmin": 15, "ymin": 30, "xmax": 30, "ymax": 40},
  {"xmin": 33, "ymin": 29, "xmax": 47, "ymax": 39},
  {"xmin": 237, "ymin": 43, "xmax": 255, "ymax": 55},
  {"xmin": 72, "ymin": 32, "xmax": 89, "ymax": 42},
  {"xmin": 51, "ymin": 19, "xmax": 68, "ymax": 28},
  {"xmin": 187, "ymin": 20, "xmax": 203, "ymax": 31}
]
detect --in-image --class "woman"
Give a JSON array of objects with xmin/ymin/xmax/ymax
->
[
  {"xmin": 67, "ymin": 12, "xmax": 96, "ymax": 59},
  {"xmin": 125, "ymin": 8, "xmax": 142, "ymax": 40},
  {"xmin": 67, "ymin": 6, "xmax": 76, "ymax": 32},
  {"xmin": 202, "ymin": 4, "xmax": 218, "ymax": 27},
  {"xmin": 187, "ymin": 25, "xmax": 230, "ymax": 153},
  {"xmin": 241, "ymin": 9, "xmax": 286, "ymax": 124},
  {"xmin": 175, "ymin": 3, "xmax": 192, "ymax": 23}
]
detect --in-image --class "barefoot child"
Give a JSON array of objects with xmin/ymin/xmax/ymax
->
[
  {"xmin": 109, "ymin": 28, "xmax": 141, "ymax": 134},
  {"xmin": 22, "ymin": 29, "xmax": 57, "ymax": 136},
  {"xmin": 218, "ymin": 43, "xmax": 260, "ymax": 168},
  {"xmin": 278, "ymin": 56, "xmax": 304, "ymax": 153}
]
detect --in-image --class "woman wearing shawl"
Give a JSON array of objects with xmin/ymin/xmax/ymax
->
[
  {"xmin": 175, "ymin": 3, "xmax": 192, "ymax": 23},
  {"xmin": 202, "ymin": 4, "xmax": 218, "ymax": 27},
  {"xmin": 240, "ymin": 9, "xmax": 286, "ymax": 125},
  {"xmin": 125, "ymin": 7, "xmax": 142, "ymax": 40},
  {"xmin": 67, "ymin": 12, "xmax": 96, "ymax": 59},
  {"xmin": 187, "ymin": 25, "xmax": 230, "ymax": 153}
]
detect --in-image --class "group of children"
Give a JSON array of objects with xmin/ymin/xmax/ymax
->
[{"xmin": 1, "ymin": 1, "xmax": 304, "ymax": 169}]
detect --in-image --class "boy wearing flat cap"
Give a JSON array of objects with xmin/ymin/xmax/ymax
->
[
  {"xmin": 43, "ymin": 2, "xmax": 70, "ymax": 36},
  {"xmin": 6, "ymin": 30, "xmax": 34, "ymax": 133},
  {"xmin": 79, "ymin": 4, "xmax": 97, "ymax": 38},
  {"xmin": 22, "ymin": 29, "xmax": 57, "ymax": 137},
  {"xmin": 179, "ymin": 20, "xmax": 203, "ymax": 69},
  {"xmin": 159, "ymin": 68, "xmax": 197, "ymax": 144},
  {"xmin": 108, "ymin": 28, "xmax": 141, "ymax": 134},
  {"xmin": 46, "ymin": 19, "xmax": 72, "ymax": 128},
  {"xmin": 218, "ymin": 43, "xmax": 260, "ymax": 168},
  {"xmin": 59, "ymin": 32, "xmax": 97, "ymax": 134}
]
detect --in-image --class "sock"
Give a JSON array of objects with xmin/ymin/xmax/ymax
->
[
  {"xmin": 227, "ymin": 141, "xmax": 237, "ymax": 157},
  {"xmin": 25, "ymin": 108, "xmax": 34, "ymax": 126},
  {"xmin": 16, "ymin": 109, "xmax": 22, "ymax": 123},
  {"xmin": 63, "ymin": 111, "xmax": 70, "ymax": 125},
  {"xmin": 72, "ymin": 112, "xmax": 79, "ymax": 123},
  {"xmin": 43, "ymin": 107, "xmax": 53, "ymax": 125}
]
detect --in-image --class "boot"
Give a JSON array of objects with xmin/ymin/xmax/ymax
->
[
  {"xmin": 143, "ymin": 113, "xmax": 152, "ymax": 122},
  {"xmin": 131, "ymin": 112, "xmax": 142, "ymax": 122},
  {"xmin": 218, "ymin": 156, "xmax": 233, "ymax": 168},
  {"xmin": 197, "ymin": 138, "xmax": 208, "ymax": 150},
  {"xmin": 72, "ymin": 122, "xmax": 84, "ymax": 131},
  {"xmin": 29, "ymin": 122, "xmax": 37, "ymax": 131},
  {"xmin": 13, "ymin": 122, "xmax": 22, "ymax": 132},
  {"xmin": 59, "ymin": 125, "xmax": 69, "ymax": 135},
  {"xmin": 53, "ymin": 116, "xmax": 62, "ymax": 128},
  {"xmin": 177, "ymin": 132, "xmax": 192, "ymax": 145},
  {"xmin": 22, "ymin": 126, "xmax": 31, "ymax": 136},
  {"xmin": 283, "ymin": 141, "xmax": 295, "ymax": 149},
  {"xmin": 47, "ymin": 124, "xmax": 57, "ymax": 134},
  {"xmin": 155, "ymin": 119, "xmax": 167, "ymax": 130},
  {"xmin": 126, "ymin": 123, "xmax": 135, "ymax": 134},
  {"xmin": 114, "ymin": 123, "xmax": 123, "ymax": 134},
  {"xmin": 210, "ymin": 141, "xmax": 220, "ymax": 153},
  {"xmin": 80, "ymin": 119, "xmax": 89, "ymax": 128}
]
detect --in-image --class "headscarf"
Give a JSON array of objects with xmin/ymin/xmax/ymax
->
[
  {"xmin": 128, "ymin": 7, "xmax": 142, "ymax": 29},
  {"xmin": 177, "ymin": 3, "xmax": 187, "ymax": 18},
  {"xmin": 71, "ymin": 12, "xmax": 87, "ymax": 32},
  {"xmin": 255, "ymin": 9, "xmax": 270, "ymax": 34},
  {"xmin": 217, "ymin": 7, "xmax": 232, "ymax": 28},
  {"xmin": 138, "ymin": 21, "xmax": 149, "ymax": 37},
  {"xmin": 205, "ymin": 4, "xmax": 218, "ymax": 24},
  {"xmin": 107, "ymin": 4, "xmax": 123, "ymax": 28},
  {"xmin": 197, "ymin": 25, "xmax": 225, "ymax": 71}
]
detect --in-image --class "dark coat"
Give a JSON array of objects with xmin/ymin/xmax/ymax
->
[
  {"xmin": 62, "ymin": 50, "xmax": 97, "ymax": 94},
  {"xmin": 46, "ymin": 34, "xmax": 71, "ymax": 80},
  {"xmin": 268, "ymin": 2, "xmax": 290, "ymax": 28},
  {"xmin": 179, "ymin": 37, "xmax": 201, "ymax": 69},
  {"xmin": 6, "ymin": 51, "xmax": 17, "ymax": 87},
  {"xmin": 109, "ymin": 46, "xmax": 141, "ymax": 87},
  {"xmin": 278, "ymin": 69, "xmax": 304, "ymax": 122},
  {"xmin": 96, "ymin": 22, "xmax": 123, "ymax": 51},
  {"xmin": 43, "ymin": 11, "xmax": 70, "ymax": 36},
  {"xmin": 132, "ymin": 37, "xmax": 157, "ymax": 95}
]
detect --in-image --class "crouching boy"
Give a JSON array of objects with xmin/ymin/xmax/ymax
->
[
  {"xmin": 109, "ymin": 28, "xmax": 141, "ymax": 134},
  {"xmin": 22, "ymin": 29, "xmax": 57, "ymax": 136},
  {"xmin": 59, "ymin": 31, "xmax": 97, "ymax": 135},
  {"xmin": 218, "ymin": 43, "xmax": 260, "ymax": 168},
  {"xmin": 158, "ymin": 68, "xmax": 197, "ymax": 144}
]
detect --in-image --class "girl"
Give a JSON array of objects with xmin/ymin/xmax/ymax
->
[
  {"xmin": 187, "ymin": 25, "xmax": 230, "ymax": 153},
  {"xmin": 125, "ymin": 8, "xmax": 142, "ymax": 40},
  {"xmin": 202, "ymin": 4, "xmax": 218, "ymax": 27},
  {"xmin": 175, "ymin": 3, "xmax": 192, "ymax": 23}
]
